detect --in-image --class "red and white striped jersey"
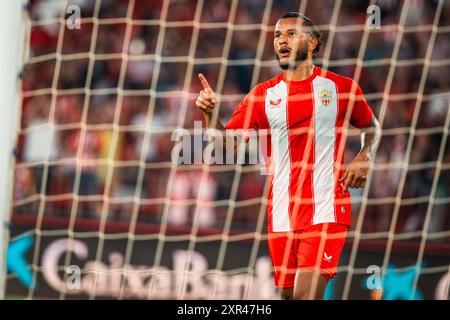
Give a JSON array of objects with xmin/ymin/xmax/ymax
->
[{"xmin": 225, "ymin": 66, "xmax": 373, "ymax": 232}]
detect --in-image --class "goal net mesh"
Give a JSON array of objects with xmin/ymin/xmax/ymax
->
[{"xmin": 6, "ymin": 0, "xmax": 450, "ymax": 300}]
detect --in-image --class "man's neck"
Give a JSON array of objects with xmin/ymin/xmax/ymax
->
[{"xmin": 283, "ymin": 59, "xmax": 315, "ymax": 81}]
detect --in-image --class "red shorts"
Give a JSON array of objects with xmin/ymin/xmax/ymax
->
[{"xmin": 268, "ymin": 223, "xmax": 348, "ymax": 288}]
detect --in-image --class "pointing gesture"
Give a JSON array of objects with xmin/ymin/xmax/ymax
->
[
  {"xmin": 199, "ymin": 73, "xmax": 212, "ymax": 91},
  {"xmin": 196, "ymin": 73, "xmax": 217, "ymax": 114}
]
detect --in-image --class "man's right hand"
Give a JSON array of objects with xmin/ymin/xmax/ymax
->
[{"xmin": 196, "ymin": 73, "xmax": 217, "ymax": 114}]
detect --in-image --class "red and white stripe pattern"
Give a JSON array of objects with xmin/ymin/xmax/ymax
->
[
  {"xmin": 311, "ymin": 76, "xmax": 338, "ymax": 226},
  {"xmin": 225, "ymin": 67, "xmax": 373, "ymax": 232},
  {"xmin": 265, "ymin": 80, "xmax": 290, "ymax": 231}
]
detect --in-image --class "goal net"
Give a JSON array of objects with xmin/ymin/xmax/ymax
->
[{"xmin": 4, "ymin": 0, "xmax": 450, "ymax": 300}]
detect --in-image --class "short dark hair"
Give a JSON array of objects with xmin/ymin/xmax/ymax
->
[{"xmin": 278, "ymin": 12, "xmax": 322, "ymax": 54}]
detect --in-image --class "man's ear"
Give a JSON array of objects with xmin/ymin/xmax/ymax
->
[{"xmin": 309, "ymin": 37, "xmax": 318, "ymax": 53}]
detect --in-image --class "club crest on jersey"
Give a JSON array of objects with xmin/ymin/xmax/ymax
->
[
  {"xmin": 269, "ymin": 98, "xmax": 282, "ymax": 108},
  {"xmin": 319, "ymin": 89, "xmax": 332, "ymax": 106}
]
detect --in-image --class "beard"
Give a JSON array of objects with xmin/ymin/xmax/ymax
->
[{"xmin": 277, "ymin": 45, "xmax": 309, "ymax": 70}]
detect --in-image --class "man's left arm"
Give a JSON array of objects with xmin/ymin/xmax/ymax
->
[{"xmin": 339, "ymin": 115, "xmax": 382, "ymax": 193}]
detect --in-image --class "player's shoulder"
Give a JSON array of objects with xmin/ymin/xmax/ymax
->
[
  {"xmin": 250, "ymin": 73, "xmax": 285, "ymax": 94},
  {"xmin": 315, "ymin": 67, "xmax": 357, "ymax": 88}
]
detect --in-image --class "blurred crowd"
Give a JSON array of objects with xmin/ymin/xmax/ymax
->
[{"xmin": 13, "ymin": 0, "xmax": 450, "ymax": 239}]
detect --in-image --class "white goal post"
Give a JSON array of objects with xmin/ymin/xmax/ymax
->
[{"xmin": 0, "ymin": 0, "xmax": 28, "ymax": 300}]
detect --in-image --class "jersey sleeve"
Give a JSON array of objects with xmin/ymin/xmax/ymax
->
[
  {"xmin": 224, "ymin": 86, "xmax": 261, "ymax": 130},
  {"xmin": 349, "ymin": 81, "xmax": 374, "ymax": 128}
]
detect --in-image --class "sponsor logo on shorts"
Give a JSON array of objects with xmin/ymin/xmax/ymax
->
[{"xmin": 323, "ymin": 252, "xmax": 333, "ymax": 263}]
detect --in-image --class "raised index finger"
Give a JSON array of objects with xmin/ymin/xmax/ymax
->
[{"xmin": 198, "ymin": 73, "xmax": 212, "ymax": 91}]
